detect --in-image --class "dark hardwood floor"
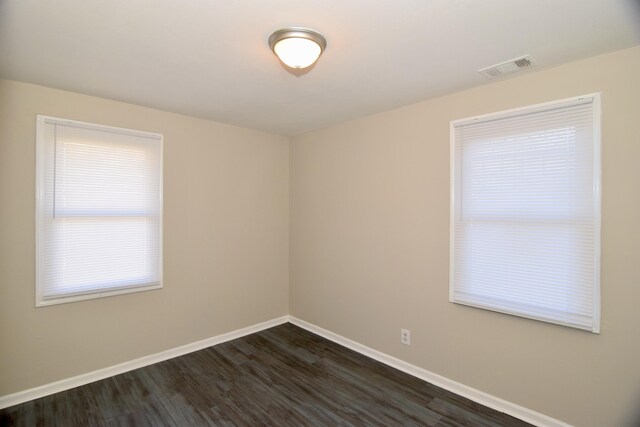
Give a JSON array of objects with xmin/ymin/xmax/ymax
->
[{"xmin": 0, "ymin": 323, "xmax": 533, "ymax": 426}]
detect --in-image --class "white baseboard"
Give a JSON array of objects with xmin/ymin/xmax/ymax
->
[
  {"xmin": 289, "ymin": 316, "xmax": 572, "ymax": 427},
  {"xmin": 1, "ymin": 314, "xmax": 571, "ymax": 427},
  {"xmin": 0, "ymin": 315, "xmax": 289, "ymax": 410}
]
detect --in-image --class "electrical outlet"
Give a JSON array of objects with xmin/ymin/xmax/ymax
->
[{"xmin": 401, "ymin": 329, "xmax": 411, "ymax": 346}]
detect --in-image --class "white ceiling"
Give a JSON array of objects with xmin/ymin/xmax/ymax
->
[{"xmin": 1, "ymin": 0, "xmax": 638, "ymax": 136}]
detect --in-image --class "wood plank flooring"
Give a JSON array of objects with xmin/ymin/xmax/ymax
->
[{"xmin": 0, "ymin": 323, "xmax": 533, "ymax": 426}]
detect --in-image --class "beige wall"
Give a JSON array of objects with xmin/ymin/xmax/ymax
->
[
  {"xmin": 2, "ymin": 46, "xmax": 640, "ymax": 426},
  {"xmin": 290, "ymin": 46, "xmax": 640, "ymax": 427},
  {"xmin": 0, "ymin": 79, "xmax": 289, "ymax": 395}
]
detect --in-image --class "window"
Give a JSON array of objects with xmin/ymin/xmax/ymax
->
[
  {"xmin": 450, "ymin": 94, "xmax": 601, "ymax": 332},
  {"xmin": 36, "ymin": 116, "xmax": 163, "ymax": 306}
]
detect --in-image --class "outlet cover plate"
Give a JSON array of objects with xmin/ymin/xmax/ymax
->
[{"xmin": 401, "ymin": 329, "xmax": 411, "ymax": 345}]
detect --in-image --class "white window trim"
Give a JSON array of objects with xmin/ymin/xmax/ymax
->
[
  {"xmin": 449, "ymin": 94, "xmax": 601, "ymax": 332},
  {"xmin": 35, "ymin": 115, "xmax": 164, "ymax": 307}
]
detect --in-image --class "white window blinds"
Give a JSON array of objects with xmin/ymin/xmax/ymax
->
[
  {"xmin": 36, "ymin": 116, "xmax": 163, "ymax": 306},
  {"xmin": 450, "ymin": 94, "xmax": 601, "ymax": 332}
]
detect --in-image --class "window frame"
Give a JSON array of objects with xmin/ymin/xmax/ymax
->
[
  {"xmin": 449, "ymin": 94, "xmax": 601, "ymax": 332},
  {"xmin": 35, "ymin": 115, "xmax": 163, "ymax": 307}
]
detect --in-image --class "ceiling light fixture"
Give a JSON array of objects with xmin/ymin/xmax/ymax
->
[{"xmin": 268, "ymin": 28, "xmax": 327, "ymax": 69}]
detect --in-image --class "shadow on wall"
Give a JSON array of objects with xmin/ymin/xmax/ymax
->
[
  {"xmin": 621, "ymin": 386, "xmax": 640, "ymax": 427},
  {"xmin": 623, "ymin": 410, "xmax": 640, "ymax": 427}
]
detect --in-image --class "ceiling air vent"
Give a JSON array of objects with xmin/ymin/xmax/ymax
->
[{"xmin": 478, "ymin": 55, "xmax": 536, "ymax": 80}]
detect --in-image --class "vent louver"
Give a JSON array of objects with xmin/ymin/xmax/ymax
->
[{"xmin": 479, "ymin": 55, "xmax": 536, "ymax": 80}]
